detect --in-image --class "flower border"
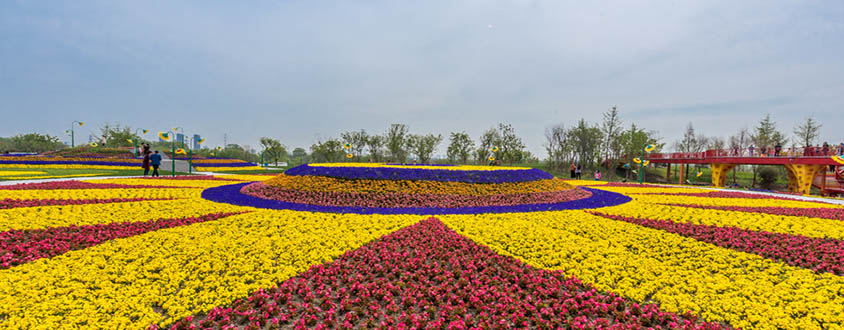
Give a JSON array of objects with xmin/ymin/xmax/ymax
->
[{"xmin": 201, "ymin": 182, "xmax": 630, "ymax": 214}]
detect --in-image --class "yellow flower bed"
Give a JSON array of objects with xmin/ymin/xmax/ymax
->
[
  {"xmin": 84, "ymin": 178, "xmax": 239, "ymax": 189},
  {"xmin": 0, "ymin": 173, "xmax": 106, "ymax": 180},
  {"xmin": 265, "ymin": 174, "xmax": 572, "ymax": 195},
  {"xmin": 0, "ymin": 187, "xmax": 201, "ymax": 201},
  {"xmin": 439, "ymin": 210, "xmax": 844, "ymax": 329},
  {"xmin": 627, "ymin": 193, "xmax": 841, "ymax": 209},
  {"xmin": 0, "ymin": 198, "xmax": 246, "ymax": 231},
  {"xmin": 0, "ymin": 210, "xmax": 423, "ymax": 329},
  {"xmin": 309, "ymin": 162, "xmax": 531, "ymax": 171},
  {"xmin": 0, "ymin": 171, "xmax": 46, "ymax": 176},
  {"xmin": 597, "ymin": 201, "xmax": 844, "ymax": 240}
]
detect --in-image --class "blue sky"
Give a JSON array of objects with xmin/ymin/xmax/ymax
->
[{"xmin": 1, "ymin": 0, "xmax": 843, "ymax": 156}]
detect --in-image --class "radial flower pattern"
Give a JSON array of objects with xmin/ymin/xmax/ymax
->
[{"xmin": 0, "ymin": 164, "xmax": 842, "ymax": 330}]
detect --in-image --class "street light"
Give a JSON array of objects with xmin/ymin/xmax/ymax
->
[
  {"xmin": 172, "ymin": 127, "xmax": 183, "ymax": 177},
  {"xmin": 637, "ymin": 144, "xmax": 656, "ymax": 184},
  {"xmin": 70, "ymin": 121, "xmax": 84, "ymax": 147}
]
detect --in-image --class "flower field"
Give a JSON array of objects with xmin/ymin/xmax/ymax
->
[{"xmin": 0, "ymin": 163, "xmax": 843, "ymax": 329}]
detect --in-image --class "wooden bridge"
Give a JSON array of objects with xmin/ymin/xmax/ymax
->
[{"xmin": 648, "ymin": 149, "xmax": 844, "ymax": 195}]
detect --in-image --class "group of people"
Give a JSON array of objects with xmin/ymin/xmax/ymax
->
[
  {"xmin": 736, "ymin": 142, "xmax": 844, "ymax": 157},
  {"xmin": 139, "ymin": 143, "xmax": 162, "ymax": 177},
  {"xmin": 568, "ymin": 163, "xmax": 602, "ymax": 180}
]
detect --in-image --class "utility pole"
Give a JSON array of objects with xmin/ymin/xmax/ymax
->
[{"xmin": 223, "ymin": 133, "xmax": 228, "ymax": 149}]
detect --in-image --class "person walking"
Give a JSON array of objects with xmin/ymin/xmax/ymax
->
[
  {"xmin": 570, "ymin": 163, "xmax": 576, "ymax": 179},
  {"xmin": 575, "ymin": 164, "xmax": 582, "ymax": 179},
  {"xmin": 142, "ymin": 150, "xmax": 151, "ymax": 176},
  {"xmin": 150, "ymin": 150, "xmax": 162, "ymax": 177},
  {"xmin": 748, "ymin": 145, "xmax": 755, "ymax": 157},
  {"xmin": 594, "ymin": 170, "xmax": 602, "ymax": 181}
]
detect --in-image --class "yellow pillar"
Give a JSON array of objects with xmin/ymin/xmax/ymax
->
[
  {"xmin": 710, "ymin": 163, "xmax": 735, "ymax": 188},
  {"xmin": 784, "ymin": 164, "xmax": 825, "ymax": 195}
]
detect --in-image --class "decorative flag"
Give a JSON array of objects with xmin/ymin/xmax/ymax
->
[
  {"xmin": 158, "ymin": 132, "xmax": 170, "ymax": 141},
  {"xmin": 645, "ymin": 144, "xmax": 656, "ymax": 152}
]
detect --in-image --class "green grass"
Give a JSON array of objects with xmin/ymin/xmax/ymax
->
[{"xmin": 0, "ymin": 167, "xmax": 195, "ymax": 181}]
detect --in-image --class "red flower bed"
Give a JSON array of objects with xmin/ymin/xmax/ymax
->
[
  {"xmin": 664, "ymin": 204, "xmax": 844, "ymax": 222},
  {"xmin": 592, "ymin": 212, "xmax": 844, "ymax": 276},
  {"xmin": 0, "ymin": 212, "xmax": 245, "ymax": 269},
  {"xmin": 136, "ymin": 175, "xmax": 242, "ymax": 181},
  {"xmin": 0, "ymin": 197, "xmax": 174, "ymax": 210},
  {"xmin": 158, "ymin": 218, "xmax": 726, "ymax": 330},
  {"xmin": 241, "ymin": 182, "xmax": 592, "ymax": 208},
  {"xmin": 0, "ymin": 181, "xmax": 196, "ymax": 190}
]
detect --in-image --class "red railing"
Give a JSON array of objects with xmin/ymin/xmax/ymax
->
[{"xmin": 651, "ymin": 146, "xmax": 844, "ymax": 160}]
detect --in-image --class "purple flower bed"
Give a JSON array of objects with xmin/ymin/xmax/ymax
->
[
  {"xmin": 0, "ymin": 181, "xmax": 196, "ymax": 190},
  {"xmin": 202, "ymin": 182, "xmax": 631, "ymax": 215},
  {"xmin": 240, "ymin": 182, "xmax": 592, "ymax": 208},
  {"xmin": 188, "ymin": 162, "xmax": 257, "ymax": 167},
  {"xmin": 0, "ymin": 160, "xmax": 140, "ymax": 166},
  {"xmin": 284, "ymin": 164, "xmax": 553, "ymax": 183}
]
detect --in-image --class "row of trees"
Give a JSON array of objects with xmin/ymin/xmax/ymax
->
[
  {"xmin": 544, "ymin": 106, "xmax": 662, "ymax": 178},
  {"xmin": 308, "ymin": 123, "xmax": 532, "ymax": 165}
]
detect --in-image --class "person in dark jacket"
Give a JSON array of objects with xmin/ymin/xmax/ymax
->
[
  {"xmin": 142, "ymin": 150, "xmax": 151, "ymax": 176},
  {"xmin": 150, "ymin": 151, "xmax": 162, "ymax": 177}
]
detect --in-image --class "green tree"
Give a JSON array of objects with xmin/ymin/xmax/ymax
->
[
  {"xmin": 310, "ymin": 139, "xmax": 345, "ymax": 162},
  {"xmin": 544, "ymin": 124, "xmax": 571, "ymax": 172},
  {"xmin": 793, "ymin": 117, "xmax": 822, "ymax": 148},
  {"xmin": 446, "ymin": 131, "xmax": 474, "ymax": 164},
  {"xmin": 384, "ymin": 124, "xmax": 409, "ymax": 162},
  {"xmin": 364, "ymin": 135, "xmax": 385, "ymax": 162},
  {"xmin": 407, "ymin": 133, "xmax": 443, "ymax": 164},
  {"xmin": 99, "ymin": 123, "xmax": 141, "ymax": 148},
  {"xmin": 290, "ymin": 147, "xmax": 309, "ymax": 165},
  {"xmin": 497, "ymin": 123, "xmax": 526, "ymax": 165},
  {"xmin": 8, "ymin": 133, "xmax": 66, "ymax": 152},
  {"xmin": 601, "ymin": 105, "xmax": 624, "ymax": 173},
  {"xmin": 620, "ymin": 123, "xmax": 661, "ymax": 180},
  {"xmin": 475, "ymin": 128, "xmax": 501, "ymax": 164},
  {"xmin": 567, "ymin": 119, "xmax": 603, "ymax": 170},
  {"xmin": 259, "ymin": 137, "xmax": 287, "ymax": 166},
  {"xmin": 340, "ymin": 130, "xmax": 368, "ymax": 160}
]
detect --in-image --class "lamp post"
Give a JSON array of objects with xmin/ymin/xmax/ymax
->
[
  {"xmin": 638, "ymin": 144, "xmax": 656, "ymax": 184},
  {"xmin": 172, "ymin": 127, "xmax": 183, "ymax": 177},
  {"xmin": 70, "ymin": 121, "xmax": 84, "ymax": 147}
]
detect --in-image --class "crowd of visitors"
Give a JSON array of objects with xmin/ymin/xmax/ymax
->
[{"xmin": 730, "ymin": 142, "xmax": 844, "ymax": 157}]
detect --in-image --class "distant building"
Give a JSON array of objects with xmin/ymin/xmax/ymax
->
[
  {"xmin": 192, "ymin": 134, "xmax": 201, "ymax": 150},
  {"xmin": 176, "ymin": 133, "xmax": 185, "ymax": 146}
]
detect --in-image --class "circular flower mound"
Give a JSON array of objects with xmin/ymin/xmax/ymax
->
[
  {"xmin": 202, "ymin": 163, "xmax": 631, "ymax": 214},
  {"xmin": 284, "ymin": 163, "xmax": 553, "ymax": 183}
]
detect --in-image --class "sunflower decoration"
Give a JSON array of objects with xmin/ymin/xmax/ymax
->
[
  {"xmin": 346, "ymin": 153, "xmax": 354, "ymax": 159},
  {"xmin": 216, "ymin": 146, "xmax": 222, "ymax": 151},
  {"xmin": 175, "ymin": 148, "xmax": 187, "ymax": 155},
  {"xmin": 490, "ymin": 146, "xmax": 499, "ymax": 153},
  {"xmin": 633, "ymin": 157, "xmax": 642, "ymax": 164},
  {"xmin": 488, "ymin": 156, "xmax": 495, "ymax": 161},
  {"xmin": 197, "ymin": 138, "xmax": 205, "ymax": 144},
  {"xmin": 142, "ymin": 129, "xmax": 149, "ymax": 134},
  {"xmin": 158, "ymin": 132, "xmax": 170, "ymax": 141},
  {"xmin": 832, "ymin": 155, "xmax": 844, "ymax": 165},
  {"xmin": 696, "ymin": 171, "xmax": 704, "ymax": 178},
  {"xmin": 209, "ymin": 152, "xmax": 215, "ymax": 157},
  {"xmin": 89, "ymin": 142, "xmax": 98, "ymax": 147},
  {"xmin": 78, "ymin": 122, "xmax": 85, "ymax": 127},
  {"xmin": 644, "ymin": 144, "xmax": 656, "ymax": 152},
  {"xmin": 643, "ymin": 160, "xmax": 650, "ymax": 166},
  {"xmin": 126, "ymin": 139, "xmax": 134, "ymax": 144},
  {"xmin": 343, "ymin": 143, "xmax": 352, "ymax": 150}
]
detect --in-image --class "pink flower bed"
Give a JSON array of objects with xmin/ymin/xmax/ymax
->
[
  {"xmin": 592, "ymin": 212, "xmax": 844, "ymax": 276},
  {"xmin": 0, "ymin": 197, "xmax": 174, "ymax": 210},
  {"xmin": 158, "ymin": 218, "xmax": 725, "ymax": 330},
  {"xmin": 0, "ymin": 181, "xmax": 195, "ymax": 190},
  {"xmin": 664, "ymin": 204, "xmax": 844, "ymax": 222},
  {"xmin": 136, "ymin": 175, "xmax": 242, "ymax": 181},
  {"xmin": 638, "ymin": 191, "xmax": 814, "ymax": 202},
  {"xmin": 240, "ymin": 182, "xmax": 592, "ymax": 208},
  {"xmin": 0, "ymin": 212, "xmax": 244, "ymax": 269}
]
